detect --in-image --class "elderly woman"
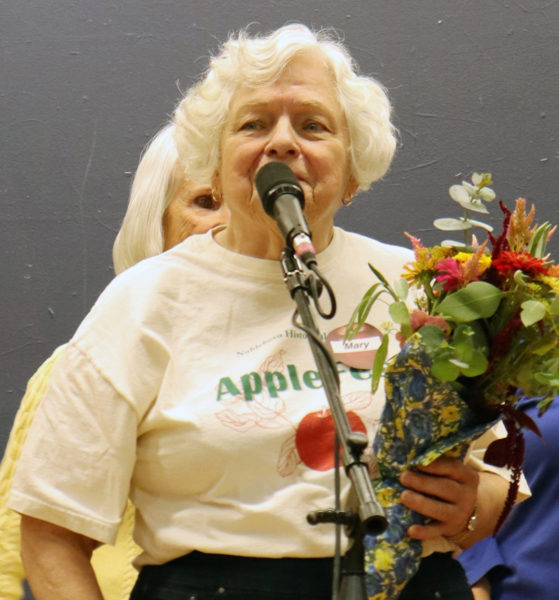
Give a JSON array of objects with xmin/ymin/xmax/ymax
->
[
  {"xmin": 0, "ymin": 122, "xmax": 228, "ymax": 600},
  {"xmin": 10, "ymin": 25, "xmax": 511, "ymax": 600}
]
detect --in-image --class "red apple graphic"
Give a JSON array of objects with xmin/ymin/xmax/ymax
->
[{"xmin": 295, "ymin": 409, "xmax": 367, "ymax": 471}]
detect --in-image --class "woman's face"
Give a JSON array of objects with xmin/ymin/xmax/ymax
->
[
  {"xmin": 216, "ymin": 50, "xmax": 356, "ymax": 250},
  {"xmin": 162, "ymin": 179, "xmax": 230, "ymax": 250}
]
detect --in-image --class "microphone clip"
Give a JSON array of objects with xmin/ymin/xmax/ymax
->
[{"xmin": 280, "ymin": 248, "xmax": 314, "ymax": 298}]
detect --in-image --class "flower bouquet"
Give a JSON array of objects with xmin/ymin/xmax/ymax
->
[{"xmin": 347, "ymin": 173, "xmax": 559, "ymax": 599}]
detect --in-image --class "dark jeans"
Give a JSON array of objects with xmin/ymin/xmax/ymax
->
[{"xmin": 130, "ymin": 551, "xmax": 473, "ymax": 600}]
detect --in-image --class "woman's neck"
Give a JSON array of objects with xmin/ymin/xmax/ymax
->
[{"xmin": 214, "ymin": 215, "xmax": 334, "ymax": 260}]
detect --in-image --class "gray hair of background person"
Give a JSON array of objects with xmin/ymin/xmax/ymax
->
[
  {"xmin": 112, "ymin": 123, "xmax": 183, "ymax": 274},
  {"xmin": 173, "ymin": 23, "xmax": 397, "ymax": 191}
]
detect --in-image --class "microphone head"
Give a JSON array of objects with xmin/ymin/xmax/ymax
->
[{"xmin": 255, "ymin": 162, "xmax": 305, "ymax": 217}]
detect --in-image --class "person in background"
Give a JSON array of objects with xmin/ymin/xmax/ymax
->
[
  {"xmin": 459, "ymin": 396, "xmax": 559, "ymax": 600},
  {"xmin": 10, "ymin": 24, "xmax": 517, "ymax": 600},
  {"xmin": 0, "ymin": 122, "xmax": 228, "ymax": 600}
]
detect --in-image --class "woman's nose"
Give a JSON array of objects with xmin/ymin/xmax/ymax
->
[{"xmin": 265, "ymin": 118, "xmax": 300, "ymax": 158}]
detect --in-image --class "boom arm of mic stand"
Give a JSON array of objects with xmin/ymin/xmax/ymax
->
[{"xmin": 280, "ymin": 251, "xmax": 387, "ymax": 535}]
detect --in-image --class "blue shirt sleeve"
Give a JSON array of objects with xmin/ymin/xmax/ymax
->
[{"xmin": 457, "ymin": 531, "xmax": 511, "ymax": 586}]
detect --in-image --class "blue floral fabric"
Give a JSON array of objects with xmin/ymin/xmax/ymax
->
[{"xmin": 364, "ymin": 334, "xmax": 497, "ymax": 599}]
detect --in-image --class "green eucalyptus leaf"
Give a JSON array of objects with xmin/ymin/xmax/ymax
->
[
  {"xmin": 467, "ymin": 320, "xmax": 490, "ymax": 356},
  {"xmin": 464, "ymin": 218, "xmax": 494, "ymax": 232},
  {"xmin": 449, "ymin": 184, "xmax": 470, "ymax": 204},
  {"xmin": 449, "ymin": 191, "xmax": 490, "ymax": 213},
  {"xmin": 520, "ymin": 300, "xmax": 547, "ymax": 326},
  {"xmin": 436, "ymin": 281, "xmax": 503, "ymax": 322},
  {"xmin": 462, "ymin": 202, "xmax": 490, "ymax": 214},
  {"xmin": 549, "ymin": 295, "xmax": 559, "ymax": 315},
  {"xmin": 478, "ymin": 187, "xmax": 496, "ymax": 202},
  {"xmin": 434, "ymin": 218, "xmax": 473, "ymax": 231},
  {"xmin": 452, "ymin": 323, "xmax": 475, "ymax": 344},
  {"xmin": 460, "ymin": 350, "xmax": 488, "ymax": 377},
  {"xmin": 389, "ymin": 301, "xmax": 410, "ymax": 325},
  {"xmin": 452, "ymin": 322, "xmax": 490, "ymax": 365},
  {"xmin": 454, "ymin": 340, "xmax": 473, "ymax": 364},
  {"xmin": 431, "ymin": 359, "xmax": 460, "ymax": 381},
  {"xmin": 394, "ymin": 279, "xmax": 409, "ymax": 300},
  {"xmin": 371, "ymin": 334, "xmax": 389, "ymax": 394},
  {"xmin": 441, "ymin": 240, "xmax": 467, "ymax": 248},
  {"xmin": 418, "ymin": 324, "xmax": 446, "ymax": 352}
]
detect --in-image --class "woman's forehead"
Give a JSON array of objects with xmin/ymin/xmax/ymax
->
[{"xmin": 227, "ymin": 56, "xmax": 342, "ymax": 118}]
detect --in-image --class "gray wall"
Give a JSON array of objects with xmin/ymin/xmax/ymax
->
[{"xmin": 2, "ymin": 1, "xmax": 558, "ymax": 461}]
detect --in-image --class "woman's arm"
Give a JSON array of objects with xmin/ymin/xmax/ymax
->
[
  {"xmin": 20, "ymin": 515, "xmax": 104, "ymax": 600},
  {"xmin": 471, "ymin": 577, "xmax": 491, "ymax": 600},
  {"xmin": 399, "ymin": 456, "xmax": 509, "ymax": 547}
]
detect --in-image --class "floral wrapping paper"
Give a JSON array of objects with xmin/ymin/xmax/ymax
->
[{"xmin": 364, "ymin": 334, "xmax": 497, "ymax": 599}]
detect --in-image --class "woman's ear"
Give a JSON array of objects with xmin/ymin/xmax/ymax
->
[
  {"xmin": 211, "ymin": 171, "xmax": 222, "ymax": 200},
  {"xmin": 345, "ymin": 176, "xmax": 359, "ymax": 200}
]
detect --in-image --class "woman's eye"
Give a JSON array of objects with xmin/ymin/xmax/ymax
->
[
  {"xmin": 239, "ymin": 120, "xmax": 263, "ymax": 132},
  {"xmin": 193, "ymin": 194, "xmax": 218, "ymax": 210},
  {"xmin": 303, "ymin": 121, "xmax": 326, "ymax": 133}
]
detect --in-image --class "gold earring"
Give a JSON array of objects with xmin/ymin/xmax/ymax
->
[{"xmin": 342, "ymin": 194, "xmax": 354, "ymax": 207}]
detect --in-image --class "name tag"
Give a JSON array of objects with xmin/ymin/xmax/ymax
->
[
  {"xmin": 326, "ymin": 323, "xmax": 383, "ymax": 370},
  {"xmin": 328, "ymin": 337, "xmax": 382, "ymax": 354}
]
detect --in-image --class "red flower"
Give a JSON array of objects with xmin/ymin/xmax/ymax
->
[{"xmin": 492, "ymin": 251, "xmax": 550, "ymax": 277}]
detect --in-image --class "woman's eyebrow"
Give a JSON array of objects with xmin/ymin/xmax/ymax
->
[{"xmin": 233, "ymin": 98, "xmax": 337, "ymax": 117}]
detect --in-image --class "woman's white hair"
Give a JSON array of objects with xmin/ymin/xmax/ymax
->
[
  {"xmin": 173, "ymin": 23, "xmax": 397, "ymax": 191},
  {"xmin": 112, "ymin": 123, "xmax": 182, "ymax": 274}
]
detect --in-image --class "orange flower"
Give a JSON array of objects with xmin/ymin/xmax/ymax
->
[
  {"xmin": 507, "ymin": 198, "xmax": 536, "ymax": 252},
  {"xmin": 402, "ymin": 233, "xmax": 453, "ymax": 283},
  {"xmin": 409, "ymin": 309, "xmax": 450, "ymax": 335}
]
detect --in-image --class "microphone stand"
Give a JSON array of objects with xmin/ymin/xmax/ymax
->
[{"xmin": 280, "ymin": 249, "xmax": 387, "ymax": 600}]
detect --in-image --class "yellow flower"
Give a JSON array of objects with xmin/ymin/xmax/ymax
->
[
  {"xmin": 535, "ymin": 274, "xmax": 559, "ymax": 294},
  {"xmin": 440, "ymin": 422, "xmax": 460, "ymax": 437},
  {"xmin": 377, "ymin": 487, "xmax": 399, "ymax": 507},
  {"xmin": 440, "ymin": 405, "xmax": 461, "ymax": 423},
  {"xmin": 445, "ymin": 445, "xmax": 463, "ymax": 458},
  {"xmin": 374, "ymin": 546, "xmax": 397, "ymax": 571},
  {"xmin": 454, "ymin": 251, "xmax": 491, "ymax": 273},
  {"xmin": 394, "ymin": 416, "xmax": 404, "ymax": 440},
  {"xmin": 402, "ymin": 235, "xmax": 453, "ymax": 283}
]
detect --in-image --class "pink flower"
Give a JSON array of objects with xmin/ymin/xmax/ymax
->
[{"xmin": 435, "ymin": 258, "xmax": 463, "ymax": 291}]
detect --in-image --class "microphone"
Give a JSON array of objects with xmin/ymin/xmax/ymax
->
[{"xmin": 255, "ymin": 162, "xmax": 317, "ymax": 268}]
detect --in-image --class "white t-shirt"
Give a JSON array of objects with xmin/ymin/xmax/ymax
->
[{"xmin": 8, "ymin": 227, "xmax": 507, "ymax": 566}]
